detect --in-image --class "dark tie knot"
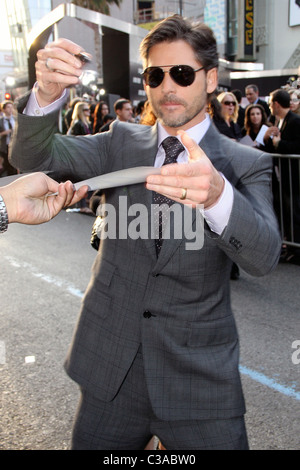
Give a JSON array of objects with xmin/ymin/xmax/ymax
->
[
  {"xmin": 5, "ymin": 119, "xmax": 12, "ymax": 129},
  {"xmin": 161, "ymin": 136, "xmax": 184, "ymax": 165}
]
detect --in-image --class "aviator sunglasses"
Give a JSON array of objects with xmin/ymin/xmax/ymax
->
[{"xmin": 142, "ymin": 65, "xmax": 204, "ymax": 88}]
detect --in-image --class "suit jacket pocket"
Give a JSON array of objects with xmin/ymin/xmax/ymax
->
[
  {"xmin": 187, "ymin": 315, "xmax": 237, "ymax": 348},
  {"xmin": 83, "ymin": 258, "xmax": 115, "ymax": 319},
  {"xmin": 92, "ymin": 257, "xmax": 116, "ymax": 287},
  {"xmin": 83, "ymin": 290, "xmax": 112, "ymax": 320}
]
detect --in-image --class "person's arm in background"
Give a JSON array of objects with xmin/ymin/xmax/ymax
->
[{"xmin": 0, "ymin": 172, "xmax": 88, "ymax": 231}]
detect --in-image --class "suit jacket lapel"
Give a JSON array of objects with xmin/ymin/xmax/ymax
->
[{"xmin": 200, "ymin": 121, "xmax": 231, "ymax": 172}]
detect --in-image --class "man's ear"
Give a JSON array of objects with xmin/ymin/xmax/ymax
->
[{"xmin": 206, "ymin": 68, "xmax": 218, "ymax": 94}]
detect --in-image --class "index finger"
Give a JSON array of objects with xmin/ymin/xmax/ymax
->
[
  {"xmin": 39, "ymin": 39, "xmax": 89, "ymax": 70},
  {"xmin": 46, "ymin": 38, "xmax": 84, "ymax": 56}
]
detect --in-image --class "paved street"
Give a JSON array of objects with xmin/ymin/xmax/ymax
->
[{"xmin": 0, "ymin": 209, "xmax": 299, "ymax": 450}]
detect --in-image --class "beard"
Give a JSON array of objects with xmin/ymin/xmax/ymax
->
[{"xmin": 149, "ymin": 92, "xmax": 207, "ymax": 128}]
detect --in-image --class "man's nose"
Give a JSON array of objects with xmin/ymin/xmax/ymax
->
[{"xmin": 161, "ymin": 71, "xmax": 177, "ymax": 92}]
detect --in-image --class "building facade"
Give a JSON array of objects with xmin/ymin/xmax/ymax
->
[{"xmin": 1, "ymin": 0, "xmax": 299, "ymax": 101}]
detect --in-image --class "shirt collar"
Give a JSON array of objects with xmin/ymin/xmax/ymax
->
[{"xmin": 157, "ymin": 113, "xmax": 211, "ymax": 149}]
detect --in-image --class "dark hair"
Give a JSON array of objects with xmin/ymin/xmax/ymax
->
[
  {"xmin": 136, "ymin": 100, "xmax": 146, "ymax": 115},
  {"xmin": 94, "ymin": 101, "xmax": 109, "ymax": 117},
  {"xmin": 246, "ymin": 84, "xmax": 259, "ymax": 93},
  {"xmin": 93, "ymin": 101, "xmax": 109, "ymax": 133},
  {"xmin": 207, "ymin": 94, "xmax": 223, "ymax": 121},
  {"xmin": 231, "ymin": 89, "xmax": 242, "ymax": 103},
  {"xmin": 103, "ymin": 114, "xmax": 114, "ymax": 124},
  {"xmin": 140, "ymin": 14, "xmax": 218, "ymax": 72},
  {"xmin": 270, "ymin": 89, "xmax": 291, "ymax": 108},
  {"xmin": 114, "ymin": 98, "xmax": 131, "ymax": 112},
  {"xmin": 1, "ymin": 100, "xmax": 13, "ymax": 109},
  {"xmin": 244, "ymin": 104, "xmax": 268, "ymax": 134}
]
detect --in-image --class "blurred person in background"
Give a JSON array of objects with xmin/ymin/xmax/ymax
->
[
  {"xmin": 287, "ymin": 88, "xmax": 300, "ymax": 116},
  {"xmin": 63, "ymin": 97, "xmax": 81, "ymax": 133},
  {"xmin": 0, "ymin": 100, "xmax": 17, "ymax": 176},
  {"xmin": 134, "ymin": 100, "xmax": 146, "ymax": 123},
  {"xmin": 264, "ymin": 89, "xmax": 300, "ymax": 263},
  {"xmin": 242, "ymin": 104, "xmax": 269, "ymax": 147},
  {"xmin": 211, "ymin": 92, "xmax": 242, "ymax": 141},
  {"xmin": 100, "ymin": 98, "xmax": 133, "ymax": 132},
  {"xmin": 245, "ymin": 84, "xmax": 270, "ymax": 117},
  {"xmin": 232, "ymin": 89, "xmax": 245, "ymax": 130},
  {"xmin": 92, "ymin": 101, "xmax": 110, "ymax": 134},
  {"xmin": 67, "ymin": 102, "xmax": 92, "ymax": 136}
]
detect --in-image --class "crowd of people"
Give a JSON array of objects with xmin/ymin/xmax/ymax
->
[
  {"xmin": 57, "ymin": 78, "xmax": 300, "ymax": 270},
  {"xmin": 208, "ymin": 83, "xmax": 300, "ymax": 266},
  {"xmin": 60, "ymin": 96, "xmax": 152, "ymax": 137},
  {"xmin": 1, "ymin": 78, "xmax": 300, "ymax": 264}
]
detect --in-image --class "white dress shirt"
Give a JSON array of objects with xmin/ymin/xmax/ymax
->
[{"xmin": 25, "ymin": 85, "xmax": 233, "ymax": 234}]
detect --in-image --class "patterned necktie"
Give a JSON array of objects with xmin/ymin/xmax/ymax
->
[{"xmin": 153, "ymin": 136, "xmax": 184, "ymax": 255}]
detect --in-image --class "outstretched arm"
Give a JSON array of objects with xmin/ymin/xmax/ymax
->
[
  {"xmin": 34, "ymin": 38, "xmax": 91, "ymax": 106},
  {"xmin": 0, "ymin": 172, "xmax": 88, "ymax": 227}
]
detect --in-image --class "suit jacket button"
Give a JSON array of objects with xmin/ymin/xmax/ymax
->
[{"xmin": 143, "ymin": 311, "xmax": 152, "ymax": 318}]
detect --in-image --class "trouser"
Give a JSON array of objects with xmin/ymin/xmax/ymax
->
[
  {"xmin": 0, "ymin": 150, "xmax": 17, "ymax": 176},
  {"xmin": 71, "ymin": 347, "xmax": 249, "ymax": 450}
]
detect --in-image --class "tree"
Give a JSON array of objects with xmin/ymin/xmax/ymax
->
[{"xmin": 71, "ymin": 0, "xmax": 123, "ymax": 77}]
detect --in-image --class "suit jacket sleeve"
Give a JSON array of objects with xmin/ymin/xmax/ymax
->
[
  {"xmin": 215, "ymin": 150, "xmax": 281, "ymax": 276},
  {"xmin": 9, "ymin": 94, "xmax": 111, "ymax": 182},
  {"xmin": 201, "ymin": 126, "xmax": 281, "ymax": 277}
]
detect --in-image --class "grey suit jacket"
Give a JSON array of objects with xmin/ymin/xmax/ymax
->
[{"xmin": 10, "ymin": 97, "xmax": 281, "ymax": 421}]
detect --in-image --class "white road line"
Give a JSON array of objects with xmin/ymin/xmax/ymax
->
[
  {"xmin": 3, "ymin": 255, "xmax": 300, "ymax": 401},
  {"xmin": 3, "ymin": 255, "xmax": 84, "ymax": 299}
]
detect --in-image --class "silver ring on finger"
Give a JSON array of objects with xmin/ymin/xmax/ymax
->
[{"xmin": 45, "ymin": 57, "xmax": 55, "ymax": 72}]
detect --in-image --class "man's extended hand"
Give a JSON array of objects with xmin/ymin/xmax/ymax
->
[
  {"xmin": 146, "ymin": 131, "xmax": 224, "ymax": 209},
  {"xmin": 263, "ymin": 126, "xmax": 280, "ymax": 145},
  {"xmin": 35, "ymin": 38, "xmax": 92, "ymax": 107},
  {"xmin": 0, "ymin": 172, "xmax": 88, "ymax": 225}
]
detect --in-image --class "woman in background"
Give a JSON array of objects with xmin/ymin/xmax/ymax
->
[
  {"xmin": 92, "ymin": 101, "xmax": 109, "ymax": 134},
  {"xmin": 242, "ymin": 103, "xmax": 269, "ymax": 147},
  {"xmin": 287, "ymin": 88, "xmax": 300, "ymax": 116},
  {"xmin": 212, "ymin": 92, "xmax": 242, "ymax": 141},
  {"xmin": 68, "ymin": 102, "xmax": 92, "ymax": 136}
]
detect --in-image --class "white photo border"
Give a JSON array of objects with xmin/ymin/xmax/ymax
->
[{"xmin": 289, "ymin": 0, "xmax": 300, "ymax": 27}]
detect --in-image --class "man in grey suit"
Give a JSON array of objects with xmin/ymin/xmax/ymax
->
[{"xmin": 10, "ymin": 15, "xmax": 281, "ymax": 450}]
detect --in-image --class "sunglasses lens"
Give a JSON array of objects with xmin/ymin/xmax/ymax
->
[
  {"xmin": 144, "ymin": 67, "xmax": 164, "ymax": 88},
  {"xmin": 143, "ymin": 65, "xmax": 198, "ymax": 88},
  {"xmin": 170, "ymin": 66, "xmax": 195, "ymax": 86}
]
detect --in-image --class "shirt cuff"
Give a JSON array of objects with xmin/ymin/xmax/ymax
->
[
  {"xmin": 203, "ymin": 175, "xmax": 234, "ymax": 235},
  {"xmin": 23, "ymin": 82, "xmax": 69, "ymax": 116}
]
